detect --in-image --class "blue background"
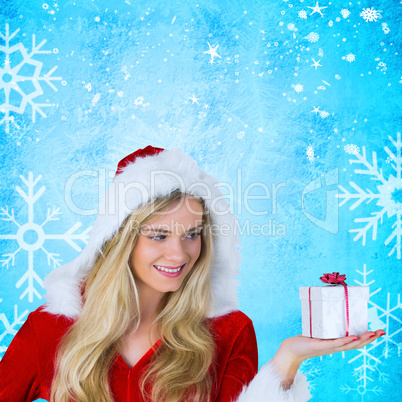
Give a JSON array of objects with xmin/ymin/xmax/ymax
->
[{"xmin": 0, "ymin": 0, "xmax": 401, "ymax": 401}]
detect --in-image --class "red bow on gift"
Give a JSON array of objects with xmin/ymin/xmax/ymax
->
[
  {"xmin": 308, "ymin": 272, "xmax": 350, "ymax": 337},
  {"xmin": 319, "ymin": 272, "xmax": 348, "ymax": 286}
]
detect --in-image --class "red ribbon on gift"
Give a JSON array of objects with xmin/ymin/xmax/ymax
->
[{"xmin": 308, "ymin": 272, "xmax": 350, "ymax": 338}]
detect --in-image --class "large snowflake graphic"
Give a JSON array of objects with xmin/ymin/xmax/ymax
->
[
  {"xmin": 340, "ymin": 264, "xmax": 401, "ymax": 400},
  {"xmin": 337, "ymin": 133, "xmax": 402, "ymax": 259},
  {"xmin": 0, "ymin": 173, "xmax": 91, "ymax": 302},
  {"xmin": 0, "ymin": 24, "xmax": 62, "ymax": 133},
  {"xmin": 0, "ymin": 301, "xmax": 28, "ymax": 360}
]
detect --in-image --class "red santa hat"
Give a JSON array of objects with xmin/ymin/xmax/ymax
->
[{"xmin": 43, "ymin": 145, "xmax": 242, "ymax": 319}]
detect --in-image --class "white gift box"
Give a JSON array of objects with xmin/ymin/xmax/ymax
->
[{"xmin": 299, "ymin": 285, "xmax": 370, "ymax": 339}]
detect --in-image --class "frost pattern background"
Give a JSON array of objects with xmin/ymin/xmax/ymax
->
[{"xmin": 0, "ymin": 1, "xmax": 401, "ymax": 401}]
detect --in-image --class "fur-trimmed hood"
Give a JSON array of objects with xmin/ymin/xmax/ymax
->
[{"xmin": 42, "ymin": 147, "xmax": 242, "ymax": 319}]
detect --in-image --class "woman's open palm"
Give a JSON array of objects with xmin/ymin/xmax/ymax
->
[{"xmin": 282, "ymin": 329, "xmax": 386, "ymax": 363}]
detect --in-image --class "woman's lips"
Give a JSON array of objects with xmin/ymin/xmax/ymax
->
[{"xmin": 153, "ymin": 263, "xmax": 185, "ymax": 278}]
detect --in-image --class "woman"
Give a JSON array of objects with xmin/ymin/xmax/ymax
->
[{"xmin": 0, "ymin": 145, "xmax": 384, "ymax": 402}]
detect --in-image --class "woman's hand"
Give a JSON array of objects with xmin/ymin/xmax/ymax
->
[
  {"xmin": 270, "ymin": 329, "xmax": 386, "ymax": 390},
  {"xmin": 282, "ymin": 329, "xmax": 386, "ymax": 364}
]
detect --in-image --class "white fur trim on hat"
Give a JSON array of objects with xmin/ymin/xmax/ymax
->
[{"xmin": 42, "ymin": 148, "xmax": 241, "ymax": 319}]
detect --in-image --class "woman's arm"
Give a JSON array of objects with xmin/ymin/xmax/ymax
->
[{"xmin": 270, "ymin": 342, "xmax": 303, "ymax": 390}]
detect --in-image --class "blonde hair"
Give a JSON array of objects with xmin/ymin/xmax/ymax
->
[{"xmin": 50, "ymin": 190, "xmax": 217, "ymax": 402}]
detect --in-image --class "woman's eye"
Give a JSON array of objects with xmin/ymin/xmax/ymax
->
[
  {"xmin": 149, "ymin": 235, "xmax": 167, "ymax": 241},
  {"xmin": 148, "ymin": 232, "xmax": 202, "ymax": 241},
  {"xmin": 186, "ymin": 231, "xmax": 202, "ymax": 240}
]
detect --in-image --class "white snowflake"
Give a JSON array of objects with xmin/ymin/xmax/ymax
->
[
  {"xmin": 382, "ymin": 23, "xmax": 390, "ymax": 34},
  {"xmin": 42, "ymin": 2, "xmax": 59, "ymax": 14},
  {"xmin": 319, "ymin": 110, "xmax": 329, "ymax": 118},
  {"xmin": 344, "ymin": 144, "xmax": 360, "ymax": 155},
  {"xmin": 306, "ymin": 145, "xmax": 315, "ymax": 162},
  {"xmin": 237, "ymin": 130, "xmax": 245, "ymax": 140},
  {"xmin": 304, "ymin": 32, "xmax": 320, "ymax": 43},
  {"xmin": 329, "ymin": 20, "xmax": 334, "ymax": 27},
  {"xmin": 378, "ymin": 62, "xmax": 387, "ymax": 72},
  {"xmin": 318, "ymin": 48, "xmax": 324, "ymax": 57},
  {"xmin": 298, "ymin": 10, "xmax": 308, "ymax": 19},
  {"xmin": 293, "ymin": 83, "xmax": 304, "ymax": 93},
  {"xmin": 0, "ymin": 173, "xmax": 91, "ymax": 302},
  {"xmin": 360, "ymin": 7, "xmax": 382, "ymax": 22},
  {"xmin": 341, "ymin": 9, "xmax": 351, "ymax": 19},
  {"xmin": 84, "ymin": 82, "xmax": 92, "ymax": 92},
  {"xmin": 307, "ymin": 1, "xmax": 328, "ymax": 17},
  {"xmin": 345, "ymin": 53, "xmax": 356, "ymax": 63},
  {"xmin": 203, "ymin": 42, "xmax": 222, "ymax": 65},
  {"xmin": 339, "ymin": 264, "xmax": 402, "ymax": 398},
  {"xmin": 0, "ymin": 303, "xmax": 29, "ymax": 360},
  {"xmin": 134, "ymin": 96, "xmax": 144, "ymax": 105},
  {"xmin": 336, "ymin": 133, "xmax": 402, "ymax": 259},
  {"xmin": 0, "ymin": 24, "xmax": 62, "ymax": 133}
]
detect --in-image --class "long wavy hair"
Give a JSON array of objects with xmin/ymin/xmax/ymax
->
[{"xmin": 50, "ymin": 190, "xmax": 217, "ymax": 402}]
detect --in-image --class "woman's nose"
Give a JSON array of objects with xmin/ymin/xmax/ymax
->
[{"xmin": 164, "ymin": 237, "xmax": 187, "ymax": 261}]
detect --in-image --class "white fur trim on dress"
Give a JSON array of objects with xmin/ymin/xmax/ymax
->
[
  {"xmin": 234, "ymin": 361, "xmax": 312, "ymax": 402},
  {"xmin": 42, "ymin": 148, "xmax": 242, "ymax": 319}
]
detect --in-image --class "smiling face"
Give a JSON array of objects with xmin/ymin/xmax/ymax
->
[{"xmin": 130, "ymin": 195, "xmax": 204, "ymax": 301}]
